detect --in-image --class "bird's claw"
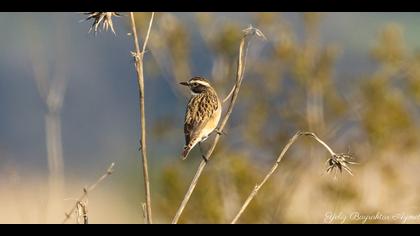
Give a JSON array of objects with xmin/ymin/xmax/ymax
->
[{"xmin": 215, "ymin": 128, "xmax": 226, "ymax": 136}]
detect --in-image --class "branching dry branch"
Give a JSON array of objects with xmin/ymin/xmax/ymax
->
[
  {"xmin": 171, "ymin": 25, "xmax": 266, "ymax": 224},
  {"xmin": 230, "ymin": 131, "xmax": 356, "ymax": 224},
  {"xmin": 62, "ymin": 162, "xmax": 115, "ymax": 224},
  {"xmin": 129, "ymin": 12, "xmax": 155, "ymax": 224}
]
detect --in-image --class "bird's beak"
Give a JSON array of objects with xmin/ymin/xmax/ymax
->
[{"xmin": 179, "ymin": 81, "xmax": 189, "ymax": 86}]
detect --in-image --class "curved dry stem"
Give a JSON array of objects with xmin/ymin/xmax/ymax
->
[
  {"xmin": 222, "ymin": 84, "xmax": 235, "ymax": 103},
  {"xmin": 171, "ymin": 25, "xmax": 265, "ymax": 224},
  {"xmin": 129, "ymin": 12, "xmax": 155, "ymax": 224},
  {"xmin": 230, "ymin": 131, "xmax": 356, "ymax": 224}
]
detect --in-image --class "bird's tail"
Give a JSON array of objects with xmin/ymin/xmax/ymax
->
[{"xmin": 181, "ymin": 146, "xmax": 192, "ymax": 160}]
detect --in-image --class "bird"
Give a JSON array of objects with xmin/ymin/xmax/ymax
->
[{"xmin": 180, "ymin": 76, "xmax": 222, "ymax": 161}]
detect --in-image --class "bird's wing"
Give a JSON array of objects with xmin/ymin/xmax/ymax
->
[{"xmin": 184, "ymin": 93, "xmax": 219, "ymax": 145}]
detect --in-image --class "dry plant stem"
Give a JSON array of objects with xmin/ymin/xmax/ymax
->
[
  {"xmin": 222, "ymin": 85, "xmax": 236, "ymax": 103},
  {"xmin": 230, "ymin": 132, "xmax": 339, "ymax": 224},
  {"xmin": 171, "ymin": 26, "xmax": 265, "ymax": 224},
  {"xmin": 76, "ymin": 201, "xmax": 88, "ymax": 224},
  {"xmin": 63, "ymin": 163, "xmax": 115, "ymax": 224},
  {"xmin": 129, "ymin": 12, "xmax": 155, "ymax": 224}
]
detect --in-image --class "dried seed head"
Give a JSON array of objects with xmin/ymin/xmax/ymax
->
[
  {"xmin": 326, "ymin": 152, "xmax": 357, "ymax": 176},
  {"xmin": 83, "ymin": 12, "xmax": 121, "ymax": 35}
]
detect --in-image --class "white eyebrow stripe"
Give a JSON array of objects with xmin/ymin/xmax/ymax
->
[{"xmin": 191, "ymin": 80, "xmax": 210, "ymax": 87}]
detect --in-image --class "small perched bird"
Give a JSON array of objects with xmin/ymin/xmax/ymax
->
[{"xmin": 180, "ymin": 76, "xmax": 222, "ymax": 160}]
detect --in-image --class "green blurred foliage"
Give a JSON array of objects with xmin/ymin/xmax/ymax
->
[{"xmin": 361, "ymin": 23, "xmax": 420, "ymax": 150}]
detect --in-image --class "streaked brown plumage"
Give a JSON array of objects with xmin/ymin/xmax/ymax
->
[{"xmin": 180, "ymin": 77, "xmax": 222, "ymax": 160}]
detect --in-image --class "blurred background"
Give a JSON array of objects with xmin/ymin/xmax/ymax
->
[{"xmin": 1, "ymin": 12, "xmax": 420, "ymax": 223}]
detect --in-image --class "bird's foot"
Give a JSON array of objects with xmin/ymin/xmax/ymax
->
[{"xmin": 215, "ymin": 128, "xmax": 226, "ymax": 136}]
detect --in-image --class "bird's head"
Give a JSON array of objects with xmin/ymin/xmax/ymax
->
[{"xmin": 180, "ymin": 76, "xmax": 212, "ymax": 95}]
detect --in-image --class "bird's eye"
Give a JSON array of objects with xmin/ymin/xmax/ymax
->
[{"xmin": 192, "ymin": 83, "xmax": 198, "ymax": 86}]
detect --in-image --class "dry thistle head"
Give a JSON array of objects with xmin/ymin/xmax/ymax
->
[
  {"xmin": 299, "ymin": 132, "xmax": 357, "ymax": 177},
  {"xmin": 83, "ymin": 12, "xmax": 121, "ymax": 35},
  {"xmin": 326, "ymin": 152, "xmax": 357, "ymax": 176}
]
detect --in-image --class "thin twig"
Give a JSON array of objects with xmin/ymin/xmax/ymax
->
[
  {"xmin": 171, "ymin": 25, "xmax": 266, "ymax": 224},
  {"xmin": 62, "ymin": 162, "xmax": 115, "ymax": 224},
  {"xmin": 222, "ymin": 85, "xmax": 235, "ymax": 103},
  {"xmin": 129, "ymin": 12, "xmax": 155, "ymax": 224},
  {"xmin": 230, "ymin": 131, "xmax": 356, "ymax": 224}
]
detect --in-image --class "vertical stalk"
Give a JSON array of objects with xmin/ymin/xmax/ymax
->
[{"xmin": 129, "ymin": 12, "xmax": 155, "ymax": 224}]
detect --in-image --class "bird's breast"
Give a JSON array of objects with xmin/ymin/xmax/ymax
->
[{"xmin": 202, "ymin": 102, "xmax": 222, "ymax": 137}]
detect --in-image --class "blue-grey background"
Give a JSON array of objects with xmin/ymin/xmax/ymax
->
[{"xmin": 2, "ymin": 12, "xmax": 419, "ymax": 171}]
